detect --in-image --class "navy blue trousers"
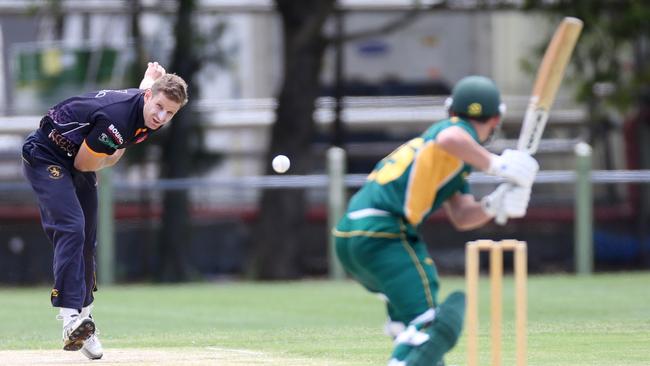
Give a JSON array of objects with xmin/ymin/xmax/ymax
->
[{"xmin": 22, "ymin": 131, "xmax": 98, "ymax": 310}]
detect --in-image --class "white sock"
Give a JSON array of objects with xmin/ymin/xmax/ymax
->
[
  {"xmin": 80, "ymin": 305, "xmax": 93, "ymax": 319},
  {"xmin": 59, "ymin": 307, "xmax": 80, "ymax": 325}
]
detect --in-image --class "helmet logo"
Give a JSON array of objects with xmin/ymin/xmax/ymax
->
[{"xmin": 468, "ymin": 103, "xmax": 482, "ymax": 116}]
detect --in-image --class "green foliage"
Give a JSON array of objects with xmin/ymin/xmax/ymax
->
[{"xmin": 524, "ymin": 0, "xmax": 650, "ymax": 112}]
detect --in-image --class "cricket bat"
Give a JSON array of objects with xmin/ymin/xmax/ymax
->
[
  {"xmin": 517, "ymin": 16, "xmax": 583, "ymax": 154},
  {"xmin": 497, "ymin": 17, "xmax": 583, "ymax": 225}
]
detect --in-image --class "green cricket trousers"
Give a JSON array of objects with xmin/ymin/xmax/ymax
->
[{"xmin": 333, "ymin": 211, "xmax": 440, "ymax": 326}]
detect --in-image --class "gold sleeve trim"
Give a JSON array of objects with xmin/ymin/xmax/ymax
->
[{"xmin": 332, "ymin": 228, "xmax": 401, "ymax": 239}]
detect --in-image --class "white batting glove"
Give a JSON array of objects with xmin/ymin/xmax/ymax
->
[
  {"xmin": 481, "ymin": 183, "xmax": 531, "ymax": 219},
  {"xmin": 486, "ymin": 149, "xmax": 539, "ymax": 188}
]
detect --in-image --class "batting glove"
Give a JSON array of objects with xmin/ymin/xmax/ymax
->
[
  {"xmin": 481, "ymin": 183, "xmax": 531, "ymax": 219},
  {"xmin": 486, "ymin": 149, "xmax": 539, "ymax": 188}
]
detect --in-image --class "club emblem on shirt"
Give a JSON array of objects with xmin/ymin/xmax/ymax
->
[
  {"xmin": 100, "ymin": 133, "xmax": 119, "ymax": 149},
  {"xmin": 134, "ymin": 128, "xmax": 148, "ymax": 144},
  {"xmin": 95, "ymin": 89, "xmax": 128, "ymax": 98},
  {"xmin": 47, "ymin": 165, "xmax": 63, "ymax": 179}
]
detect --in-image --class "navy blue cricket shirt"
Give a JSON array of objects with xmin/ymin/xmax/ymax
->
[{"xmin": 46, "ymin": 88, "xmax": 152, "ymax": 156}]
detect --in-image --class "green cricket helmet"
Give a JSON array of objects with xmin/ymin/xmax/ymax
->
[{"xmin": 447, "ymin": 75, "xmax": 505, "ymax": 120}]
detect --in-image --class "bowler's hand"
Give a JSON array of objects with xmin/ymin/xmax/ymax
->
[
  {"xmin": 144, "ymin": 61, "xmax": 166, "ymax": 81},
  {"xmin": 139, "ymin": 62, "xmax": 166, "ymax": 89}
]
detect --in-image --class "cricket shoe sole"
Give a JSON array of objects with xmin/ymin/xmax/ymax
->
[{"xmin": 63, "ymin": 318, "xmax": 96, "ymax": 351}]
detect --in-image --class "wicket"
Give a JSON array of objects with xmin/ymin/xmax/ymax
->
[{"xmin": 466, "ymin": 239, "xmax": 527, "ymax": 366}]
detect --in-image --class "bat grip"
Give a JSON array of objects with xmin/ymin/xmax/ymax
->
[
  {"xmin": 494, "ymin": 182, "xmax": 512, "ymax": 226},
  {"xmin": 495, "ymin": 211, "xmax": 508, "ymax": 226}
]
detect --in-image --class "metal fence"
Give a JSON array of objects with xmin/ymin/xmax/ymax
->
[{"xmin": 3, "ymin": 146, "xmax": 650, "ymax": 284}]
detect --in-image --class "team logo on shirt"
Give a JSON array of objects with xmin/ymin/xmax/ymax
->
[
  {"xmin": 95, "ymin": 89, "xmax": 128, "ymax": 98},
  {"xmin": 107, "ymin": 124, "xmax": 124, "ymax": 145},
  {"xmin": 47, "ymin": 165, "xmax": 63, "ymax": 179},
  {"xmin": 134, "ymin": 128, "xmax": 149, "ymax": 144},
  {"xmin": 99, "ymin": 133, "xmax": 119, "ymax": 149}
]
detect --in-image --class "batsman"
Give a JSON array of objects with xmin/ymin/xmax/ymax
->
[
  {"xmin": 333, "ymin": 76, "xmax": 539, "ymax": 365},
  {"xmin": 21, "ymin": 62, "xmax": 188, "ymax": 359}
]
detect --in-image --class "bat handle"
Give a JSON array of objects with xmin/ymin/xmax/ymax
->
[
  {"xmin": 494, "ymin": 181, "xmax": 512, "ymax": 226},
  {"xmin": 495, "ymin": 211, "xmax": 508, "ymax": 226}
]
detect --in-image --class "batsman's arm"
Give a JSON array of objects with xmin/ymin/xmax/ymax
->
[
  {"xmin": 436, "ymin": 126, "xmax": 538, "ymax": 188},
  {"xmin": 435, "ymin": 126, "xmax": 493, "ymax": 171},
  {"xmin": 443, "ymin": 193, "xmax": 493, "ymax": 231}
]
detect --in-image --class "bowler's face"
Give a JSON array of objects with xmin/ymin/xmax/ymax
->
[{"xmin": 143, "ymin": 89, "xmax": 182, "ymax": 130}]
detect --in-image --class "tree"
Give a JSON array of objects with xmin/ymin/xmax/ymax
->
[
  {"xmin": 155, "ymin": 0, "xmax": 200, "ymax": 282},
  {"xmin": 154, "ymin": 0, "xmax": 233, "ymax": 281},
  {"xmin": 520, "ymin": 2, "xmax": 650, "ymax": 176},
  {"xmin": 249, "ymin": 0, "xmax": 437, "ymax": 279},
  {"xmin": 248, "ymin": 0, "xmax": 337, "ymax": 279},
  {"xmin": 524, "ymin": 0, "xmax": 650, "ymax": 112}
]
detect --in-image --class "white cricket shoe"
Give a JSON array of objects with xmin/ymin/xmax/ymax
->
[
  {"xmin": 61, "ymin": 315, "xmax": 95, "ymax": 351},
  {"xmin": 81, "ymin": 332, "xmax": 103, "ymax": 360},
  {"xmin": 79, "ymin": 305, "xmax": 103, "ymax": 359}
]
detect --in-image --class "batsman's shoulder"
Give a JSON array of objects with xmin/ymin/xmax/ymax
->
[{"xmin": 434, "ymin": 124, "xmax": 474, "ymax": 150}]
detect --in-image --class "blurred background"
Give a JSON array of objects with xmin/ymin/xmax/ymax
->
[{"xmin": 1, "ymin": 0, "xmax": 649, "ymax": 284}]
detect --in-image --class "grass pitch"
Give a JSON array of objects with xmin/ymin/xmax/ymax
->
[{"xmin": 0, "ymin": 273, "xmax": 649, "ymax": 365}]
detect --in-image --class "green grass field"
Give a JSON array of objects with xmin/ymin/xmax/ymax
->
[{"xmin": 1, "ymin": 273, "xmax": 649, "ymax": 365}]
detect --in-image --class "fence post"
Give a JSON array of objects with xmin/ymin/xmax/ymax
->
[
  {"xmin": 98, "ymin": 168, "xmax": 115, "ymax": 284},
  {"xmin": 327, "ymin": 146, "xmax": 346, "ymax": 280},
  {"xmin": 574, "ymin": 142, "xmax": 593, "ymax": 275}
]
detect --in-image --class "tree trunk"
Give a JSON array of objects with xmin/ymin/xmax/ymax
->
[
  {"xmin": 157, "ymin": 0, "xmax": 199, "ymax": 282},
  {"xmin": 129, "ymin": 0, "xmax": 147, "ymax": 85},
  {"xmin": 249, "ymin": 0, "xmax": 335, "ymax": 279}
]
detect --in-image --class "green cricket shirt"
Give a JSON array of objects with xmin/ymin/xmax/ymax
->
[{"xmin": 346, "ymin": 116, "xmax": 478, "ymax": 229}]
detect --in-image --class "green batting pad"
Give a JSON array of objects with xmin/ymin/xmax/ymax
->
[{"xmin": 404, "ymin": 291, "xmax": 465, "ymax": 366}]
